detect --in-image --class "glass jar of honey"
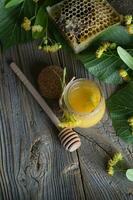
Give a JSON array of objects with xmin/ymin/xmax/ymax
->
[{"xmin": 59, "ymin": 78, "xmax": 106, "ymax": 128}]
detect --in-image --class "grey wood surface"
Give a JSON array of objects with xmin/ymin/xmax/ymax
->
[
  {"xmin": 108, "ymin": 0, "xmax": 133, "ymax": 14},
  {"xmin": 1, "ymin": 2, "xmax": 133, "ymax": 200},
  {"xmin": 0, "ymin": 42, "xmax": 133, "ymax": 200}
]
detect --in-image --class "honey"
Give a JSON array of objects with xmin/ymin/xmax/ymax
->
[{"xmin": 60, "ymin": 79, "xmax": 105, "ymax": 128}]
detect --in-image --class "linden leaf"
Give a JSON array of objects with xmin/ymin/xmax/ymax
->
[
  {"xmin": 78, "ymin": 51, "xmax": 123, "ymax": 84},
  {"xmin": 5, "ymin": 0, "xmax": 24, "ymax": 8},
  {"xmin": 32, "ymin": 7, "xmax": 48, "ymax": 39},
  {"xmin": 117, "ymin": 46, "xmax": 133, "ymax": 70},
  {"xmin": 0, "ymin": 0, "xmax": 36, "ymax": 49},
  {"xmin": 107, "ymin": 82, "xmax": 133, "ymax": 143},
  {"xmin": 77, "ymin": 25, "xmax": 133, "ymax": 84},
  {"xmin": 126, "ymin": 169, "xmax": 133, "ymax": 181}
]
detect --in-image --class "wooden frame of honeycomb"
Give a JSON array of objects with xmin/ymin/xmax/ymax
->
[{"xmin": 47, "ymin": 0, "xmax": 121, "ymax": 54}]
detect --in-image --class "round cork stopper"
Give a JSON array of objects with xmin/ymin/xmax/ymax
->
[{"xmin": 38, "ymin": 65, "xmax": 63, "ymax": 99}]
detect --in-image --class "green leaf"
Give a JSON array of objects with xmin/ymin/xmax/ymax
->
[
  {"xmin": 107, "ymin": 82, "xmax": 133, "ymax": 143},
  {"xmin": 126, "ymin": 169, "xmax": 133, "ymax": 181},
  {"xmin": 117, "ymin": 46, "xmax": 133, "ymax": 70},
  {"xmin": 0, "ymin": 0, "xmax": 36, "ymax": 49},
  {"xmin": 92, "ymin": 25, "xmax": 133, "ymax": 47},
  {"xmin": 78, "ymin": 51, "xmax": 123, "ymax": 84},
  {"xmin": 77, "ymin": 25, "xmax": 133, "ymax": 84},
  {"xmin": 32, "ymin": 7, "xmax": 48, "ymax": 39},
  {"xmin": 5, "ymin": 0, "xmax": 24, "ymax": 8}
]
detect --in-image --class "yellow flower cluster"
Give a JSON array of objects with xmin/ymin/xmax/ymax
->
[
  {"xmin": 119, "ymin": 69, "xmax": 128, "ymax": 78},
  {"xmin": 124, "ymin": 15, "xmax": 133, "ymax": 34},
  {"xmin": 118, "ymin": 69, "xmax": 130, "ymax": 81},
  {"xmin": 32, "ymin": 25, "xmax": 43, "ymax": 33},
  {"xmin": 21, "ymin": 17, "xmax": 31, "ymax": 31},
  {"xmin": 96, "ymin": 42, "xmax": 115, "ymax": 59},
  {"xmin": 128, "ymin": 117, "xmax": 133, "ymax": 134},
  {"xmin": 125, "ymin": 15, "xmax": 132, "ymax": 25},
  {"xmin": 21, "ymin": 17, "xmax": 44, "ymax": 34},
  {"xmin": 38, "ymin": 37, "xmax": 62, "ymax": 53},
  {"xmin": 39, "ymin": 43, "xmax": 62, "ymax": 53},
  {"xmin": 107, "ymin": 153, "xmax": 123, "ymax": 176},
  {"xmin": 127, "ymin": 24, "xmax": 133, "ymax": 35},
  {"xmin": 59, "ymin": 112, "xmax": 81, "ymax": 128},
  {"xmin": 20, "ymin": 16, "xmax": 62, "ymax": 53}
]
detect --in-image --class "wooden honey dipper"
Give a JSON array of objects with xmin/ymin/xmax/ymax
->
[{"xmin": 9, "ymin": 62, "xmax": 81, "ymax": 152}]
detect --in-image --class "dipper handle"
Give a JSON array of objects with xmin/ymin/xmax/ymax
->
[
  {"xmin": 10, "ymin": 62, "xmax": 60, "ymax": 128},
  {"xmin": 9, "ymin": 62, "xmax": 81, "ymax": 152}
]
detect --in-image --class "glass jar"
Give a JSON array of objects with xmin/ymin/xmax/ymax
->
[{"xmin": 59, "ymin": 78, "xmax": 106, "ymax": 128}]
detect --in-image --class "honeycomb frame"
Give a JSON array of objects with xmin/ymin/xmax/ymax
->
[{"xmin": 47, "ymin": 0, "xmax": 121, "ymax": 53}]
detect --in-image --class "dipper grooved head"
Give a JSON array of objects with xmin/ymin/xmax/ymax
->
[{"xmin": 59, "ymin": 128, "xmax": 81, "ymax": 152}]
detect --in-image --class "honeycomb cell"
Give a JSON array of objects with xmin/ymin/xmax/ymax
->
[
  {"xmin": 70, "ymin": 36, "xmax": 73, "ymax": 40},
  {"xmin": 65, "ymin": 17, "xmax": 69, "ymax": 21},
  {"xmin": 84, "ymin": 35, "xmax": 88, "ymax": 39},
  {"xmin": 85, "ymin": 29, "xmax": 88, "ymax": 33},
  {"xmin": 96, "ymin": 28, "xmax": 100, "ymax": 32},
  {"xmin": 67, "ymin": 32, "xmax": 71, "ymax": 36},
  {"xmin": 72, "ymin": 8, "xmax": 76, "ymax": 12},
  {"xmin": 93, "ymin": 30, "xmax": 97, "ymax": 34},
  {"xmin": 104, "ymin": 24, "xmax": 109, "ymax": 28}
]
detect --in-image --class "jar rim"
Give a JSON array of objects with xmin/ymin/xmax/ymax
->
[{"xmin": 63, "ymin": 78, "xmax": 105, "ymax": 116}]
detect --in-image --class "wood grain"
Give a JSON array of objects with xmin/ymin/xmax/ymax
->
[
  {"xmin": 108, "ymin": 0, "xmax": 133, "ymax": 14},
  {"xmin": 0, "ymin": 45, "xmax": 85, "ymax": 200},
  {"xmin": 0, "ymin": 3, "xmax": 133, "ymax": 200},
  {"xmin": 61, "ymin": 49, "xmax": 133, "ymax": 200},
  {"xmin": 0, "ymin": 40, "xmax": 133, "ymax": 200}
]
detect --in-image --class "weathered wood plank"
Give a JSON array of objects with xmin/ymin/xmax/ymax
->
[
  {"xmin": 0, "ymin": 1, "xmax": 133, "ymax": 199},
  {"xmin": 0, "ymin": 45, "xmax": 86, "ymax": 200},
  {"xmin": 0, "ymin": 37, "xmax": 133, "ymax": 200},
  {"xmin": 108, "ymin": 0, "xmax": 133, "ymax": 14},
  {"xmin": 62, "ymin": 49, "xmax": 133, "ymax": 200}
]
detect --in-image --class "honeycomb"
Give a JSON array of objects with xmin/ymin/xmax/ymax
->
[{"xmin": 47, "ymin": 0, "xmax": 121, "ymax": 53}]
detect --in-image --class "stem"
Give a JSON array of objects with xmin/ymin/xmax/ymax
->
[
  {"xmin": 35, "ymin": 3, "xmax": 38, "ymax": 18},
  {"xmin": 30, "ymin": 16, "xmax": 36, "ymax": 21}
]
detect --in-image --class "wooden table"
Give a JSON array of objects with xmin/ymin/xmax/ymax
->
[
  {"xmin": 0, "ymin": 1, "xmax": 133, "ymax": 199},
  {"xmin": 0, "ymin": 42, "xmax": 133, "ymax": 200}
]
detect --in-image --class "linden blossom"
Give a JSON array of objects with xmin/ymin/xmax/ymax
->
[
  {"xmin": 96, "ymin": 42, "xmax": 117, "ymax": 59},
  {"xmin": 32, "ymin": 25, "xmax": 43, "ymax": 33},
  {"xmin": 124, "ymin": 15, "xmax": 132, "ymax": 25},
  {"xmin": 107, "ymin": 153, "xmax": 123, "ymax": 176},
  {"xmin": 21, "ymin": 17, "xmax": 31, "ymax": 31},
  {"xmin": 128, "ymin": 116, "xmax": 133, "ymax": 133},
  {"xmin": 38, "ymin": 36, "xmax": 62, "ymax": 53}
]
